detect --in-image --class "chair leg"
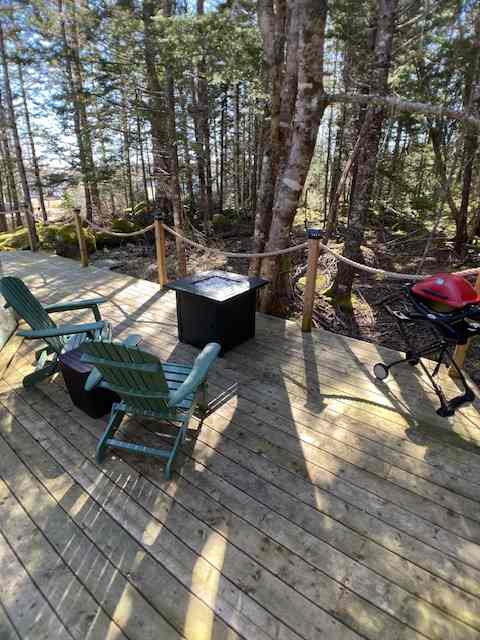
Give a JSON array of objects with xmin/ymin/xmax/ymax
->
[
  {"xmin": 23, "ymin": 362, "xmax": 59, "ymax": 388},
  {"xmin": 165, "ymin": 425, "xmax": 185, "ymax": 480},
  {"xmin": 198, "ymin": 381, "xmax": 208, "ymax": 416},
  {"xmin": 96, "ymin": 405, "xmax": 125, "ymax": 463}
]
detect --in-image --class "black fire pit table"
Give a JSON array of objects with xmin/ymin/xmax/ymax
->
[{"xmin": 166, "ymin": 270, "xmax": 268, "ymax": 353}]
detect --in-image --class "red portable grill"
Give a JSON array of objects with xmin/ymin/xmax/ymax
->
[{"xmin": 373, "ymin": 273, "xmax": 480, "ymax": 417}]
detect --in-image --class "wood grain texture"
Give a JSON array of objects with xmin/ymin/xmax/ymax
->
[{"xmin": 2, "ymin": 251, "xmax": 480, "ymax": 640}]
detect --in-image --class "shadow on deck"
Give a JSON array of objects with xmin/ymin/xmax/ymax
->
[{"xmin": 1, "ymin": 251, "xmax": 480, "ymax": 640}]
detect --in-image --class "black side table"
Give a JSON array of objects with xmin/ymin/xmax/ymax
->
[{"xmin": 166, "ymin": 270, "xmax": 268, "ymax": 353}]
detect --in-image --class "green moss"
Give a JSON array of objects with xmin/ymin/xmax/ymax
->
[
  {"xmin": 111, "ymin": 217, "xmax": 140, "ymax": 234},
  {"xmin": 322, "ymin": 283, "xmax": 354, "ymax": 313},
  {"xmin": 38, "ymin": 224, "xmax": 62, "ymax": 247},
  {"xmin": 0, "ymin": 222, "xmax": 96, "ymax": 258},
  {"xmin": 297, "ymin": 273, "xmax": 327, "ymax": 291},
  {"xmin": 0, "ymin": 227, "xmax": 30, "ymax": 250},
  {"xmin": 55, "ymin": 223, "xmax": 96, "ymax": 258},
  {"xmin": 212, "ymin": 213, "xmax": 228, "ymax": 228}
]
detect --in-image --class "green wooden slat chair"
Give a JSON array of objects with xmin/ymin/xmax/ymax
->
[
  {"xmin": 0, "ymin": 276, "xmax": 111, "ymax": 388},
  {"xmin": 80, "ymin": 340, "xmax": 221, "ymax": 479}
]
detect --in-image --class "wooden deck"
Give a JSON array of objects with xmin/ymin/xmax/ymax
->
[{"xmin": 1, "ymin": 251, "xmax": 480, "ymax": 640}]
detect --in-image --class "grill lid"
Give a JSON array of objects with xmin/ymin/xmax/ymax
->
[{"xmin": 411, "ymin": 273, "xmax": 480, "ymax": 309}]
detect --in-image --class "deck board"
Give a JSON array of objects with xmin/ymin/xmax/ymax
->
[{"xmin": 1, "ymin": 251, "xmax": 480, "ymax": 640}]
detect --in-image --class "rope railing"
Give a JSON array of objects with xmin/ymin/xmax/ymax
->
[
  {"xmin": 161, "ymin": 223, "xmax": 309, "ymax": 258},
  {"xmin": 319, "ymin": 242, "xmax": 480, "ymax": 280},
  {"xmin": 83, "ymin": 218, "xmax": 155, "ymax": 237},
  {"xmin": 73, "ymin": 211, "xmax": 480, "ymax": 280},
  {"xmin": 70, "ymin": 210, "xmax": 480, "ymax": 373}
]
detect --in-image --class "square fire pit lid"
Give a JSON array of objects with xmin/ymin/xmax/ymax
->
[{"xmin": 166, "ymin": 270, "xmax": 268, "ymax": 303}]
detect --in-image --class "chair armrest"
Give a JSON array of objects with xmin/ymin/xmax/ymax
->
[
  {"xmin": 44, "ymin": 297, "xmax": 107, "ymax": 321},
  {"xmin": 17, "ymin": 321, "xmax": 106, "ymax": 340},
  {"xmin": 168, "ymin": 342, "xmax": 221, "ymax": 407}
]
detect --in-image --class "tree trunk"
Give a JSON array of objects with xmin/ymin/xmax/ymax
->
[
  {"xmin": 0, "ymin": 107, "xmax": 20, "ymax": 226},
  {"xmin": 323, "ymin": 104, "xmax": 334, "ymax": 224},
  {"xmin": 70, "ymin": 0, "xmax": 102, "ymax": 219},
  {"xmin": 258, "ymin": 0, "xmax": 328, "ymax": 313},
  {"xmin": 432, "ymin": 123, "xmax": 459, "ymax": 205},
  {"xmin": 135, "ymin": 89, "xmax": 150, "ymax": 204},
  {"xmin": 213, "ymin": 108, "xmax": 220, "ymax": 201},
  {"xmin": 178, "ymin": 87, "xmax": 195, "ymax": 211},
  {"xmin": 461, "ymin": 12, "xmax": 480, "ymax": 248},
  {"xmin": 330, "ymin": 0, "xmax": 398, "ymax": 309},
  {"xmin": 250, "ymin": 0, "xmax": 287, "ymax": 276},
  {"xmin": 249, "ymin": 109, "xmax": 261, "ymax": 216},
  {"xmin": 219, "ymin": 88, "xmax": 227, "ymax": 215},
  {"xmin": 0, "ymin": 164, "xmax": 6, "ymax": 232},
  {"xmin": 0, "ymin": 24, "xmax": 36, "ymax": 244},
  {"xmin": 196, "ymin": 0, "xmax": 213, "ymax": 230},
  {"xmin": 58, "ymin": 0, "xmax": 93, "ymax": 220},
  {"xmin": 17, "ymin": 62, "xmax": 47, "ymax": 223},
  {"xmin": 234, "ymin": 83, "xmax": 241, "ymax": 214},
  {"xmin": 122, "ymin": 93, "xmax": 134, "ymax": 209},
  {"xmin": 164, "ymin": 0, "xmax": 187, "ymax": 276},
  {"xmin": 143, "ymin": 0, "xmax": 170, "ymax": 214}
]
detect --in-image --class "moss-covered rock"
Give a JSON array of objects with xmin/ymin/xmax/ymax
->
[
  {"xmin": 212, "ymin": 213, "xmax": 228, "ymax": 229},
  {"xmin": 111, "ymin": 217, "xmax": 141, "ymax": 234},
  {"xmin": 0, "ymin": 227, "xmax": 30, "ymax": 251},
  {"xmin": 55, "ymin": 223, "xmax": 96, "ymax": 259},
  {"xmin": 38, "ymin": 224, "xmax": 62, "ymax": 248},
  {"xmin": 94, "ymin": 217, "xmax": 144, "ymax": 249},
  {"xmin": 126, "ymin": 201, "xmax": 154, "ymax": 229}
]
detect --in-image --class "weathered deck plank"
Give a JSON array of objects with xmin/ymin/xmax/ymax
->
[{"xmin": 1, "ymin": 251, "xmax": 480, "ymax": 640}]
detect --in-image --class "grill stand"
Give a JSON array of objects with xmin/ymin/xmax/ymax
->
[{"xmin": 374, "ymin": 305, "xmax": 475, "ymax": 417}]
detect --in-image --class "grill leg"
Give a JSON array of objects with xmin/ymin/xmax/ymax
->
[{"xmin": 437, "ymin": 348, "xmax": 475, "ymax": 416}]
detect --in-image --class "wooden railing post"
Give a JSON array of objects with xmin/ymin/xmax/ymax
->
[
  {"xmin": 73, "ymin": 207, "xmax": 89, "ymax": 268},
  {"xmin": 302, "ymin": 229, "xmax": 322, "ymax": 333},
  {"xmin": 449, "ymin": 272, "xmax": 480, "ymax": 378},
  {"xmin": 154, "ymin": 213, "xmax": 168, "ymax": 287},
  {"xmin": 22, "ymin": 201, "xmax": 38, "ymax": 252}
]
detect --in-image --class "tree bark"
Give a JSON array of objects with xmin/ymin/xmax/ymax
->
[
  {"xmin": 135, "ymin": 89, "xmax": 150, "ymax": 204},
  {"xmin": 69, "ymin": 0, "xmax": 102, "ymax": 219},
  {"xmin": 178, "ymin": 87, "xmax": 195, "ymax": 210},
  {"xmin": 164, "ymin": 0, "xmax": 187, "ymax": 276},
  {"xmin": 0, "ymin": 162, "xmax": 6, "ymax": 232},
  {"xmin": 258, "ymin": 0, "xmax": 328, "ymax": 314},
  {"xmin": 234, "ymin": 82, "xmax": 241, "ymax": 213},
  {"xmin": 190, "ymin": 77, "xmax": 209, "ymax": 231},
  {"xmin": 460, "ymin": 12, "xmax": 480, "ymax": 249},
  {"xmin": 122, "ymin": 92, "xmax": 134, "ymax": 209},
  {"xmin": 0, "ymin": 105, "xmax": 20, "ymax": 226},
  {"xmin": 143, "ymin": 0, "xmax": 170, "ymax": 214},
  {"xmin": 17, "ymin": 62, "xmax": 48, "ymax": 223},
  {"xmin": 58, "ymin": 0, "xmax": 93, "ymax": 220},
  {"xmin": 219, "ymin": 87, "xmax": 227, "ymax": 215},
  {"xmin": 250, "ymin": 0, "xmax": 287, "ymax": 276},
  {"xmin": 196, "ymin": 0, "xmax": 213, "ymax": 230},
  {"xmin": 0, "ymin": 23, "xmax": 36, "ymax": 244},
  {"xmin": 327, "ymin": 92, "xmax": 480, "ymax": 130},
  {"xmin": 330, "ymin": 0, "xmax": 398, "ymax": 309}
]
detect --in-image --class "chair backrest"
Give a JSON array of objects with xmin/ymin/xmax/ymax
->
[
  {"xmin": 81, "ymin": 341, "xmax": 170, "ymax": 413},
  {"xmin": 0, "ymin": 276, "xmax": 64, "ymax": 354}
]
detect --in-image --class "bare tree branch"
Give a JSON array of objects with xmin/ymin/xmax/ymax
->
[{"xmin": 326, "ymin": 93, "xmax": 480, "ymax": 130}]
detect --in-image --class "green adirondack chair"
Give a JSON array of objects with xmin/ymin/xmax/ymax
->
[
  {"xmin": 80, "ymin": 340, "xmax": 221, "ymax": 479},
  {"xmin": 0, "ymin": 276, "xmax": 111, "ymax": 388}
]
